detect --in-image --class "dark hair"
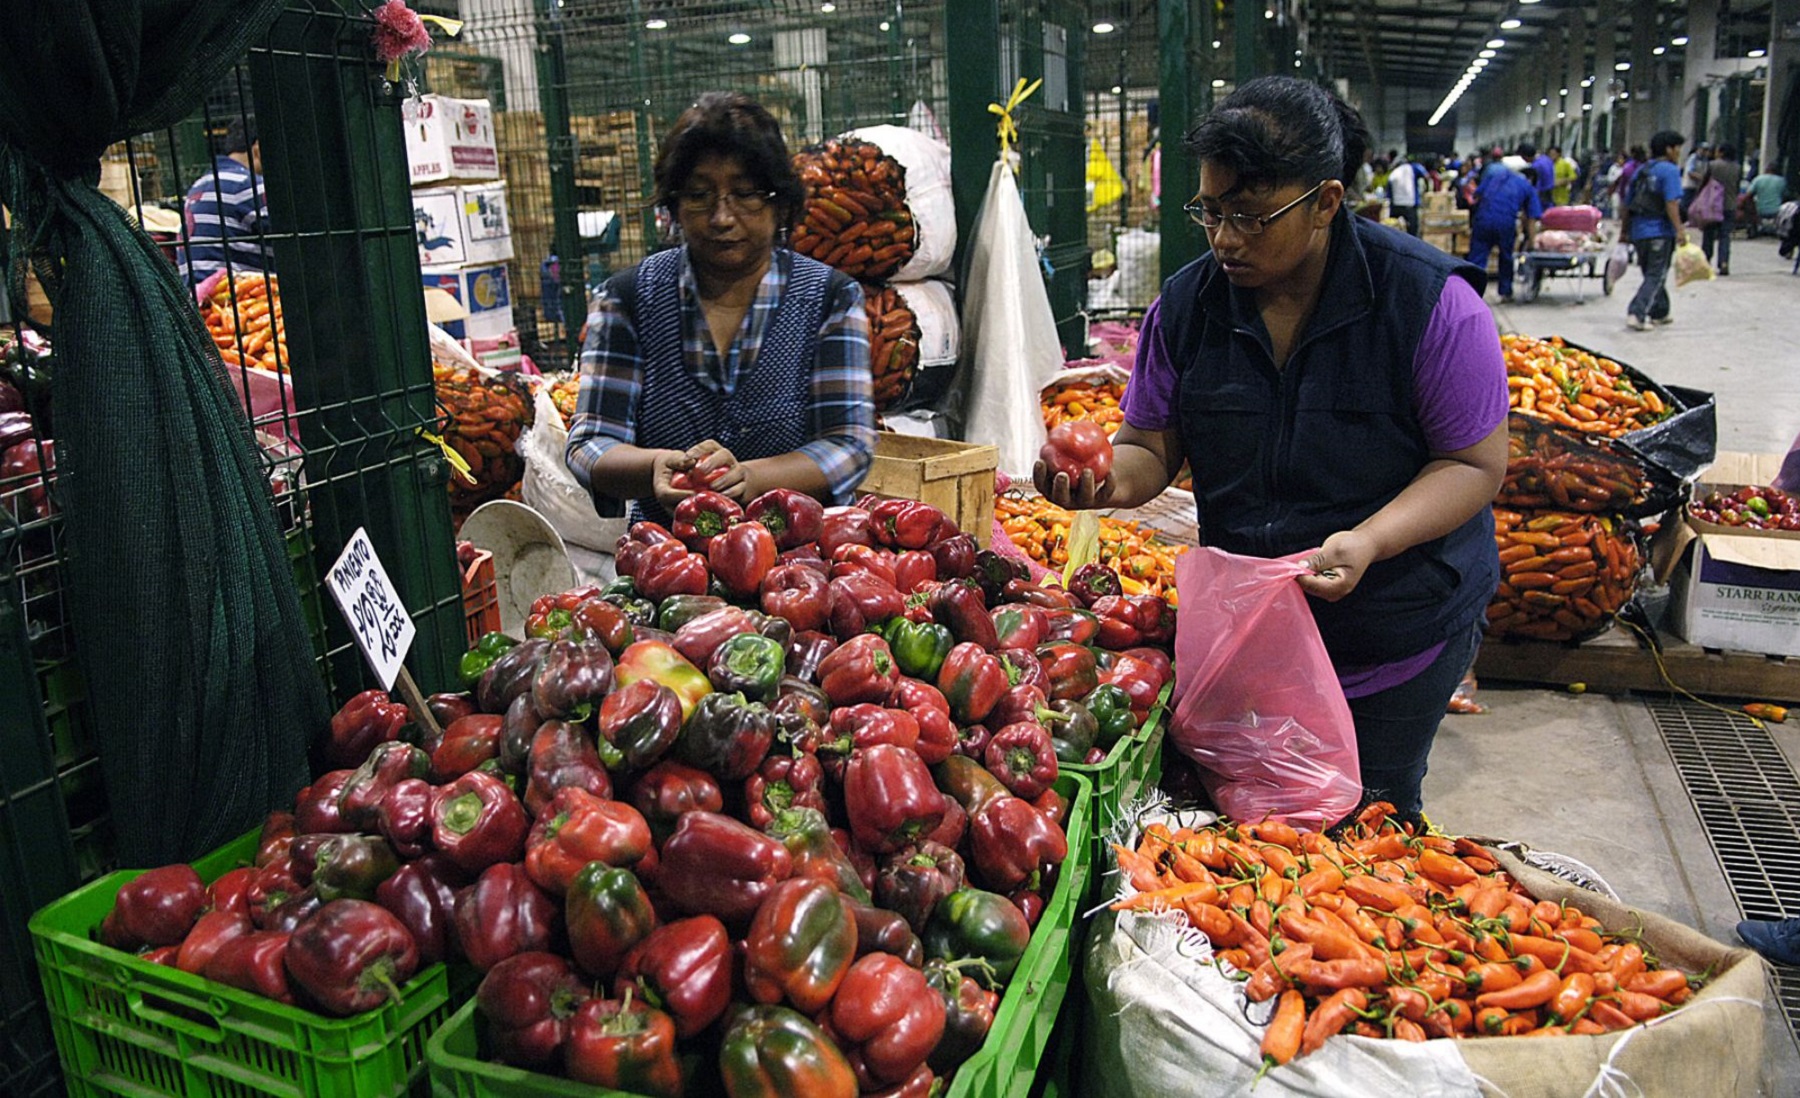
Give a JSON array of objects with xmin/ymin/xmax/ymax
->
[
  {"xmin": 1184, "ymin": 76, "xmax": 1367, "ymax": 193},
  {"xmin": 1516, "ymin": 142, "xmax": 1537, "ymax": 159},
  {"xmin": 1649, "ymin": 129, "xmax": 1685, "ymax": 157},
  {"xmin": 1717, "ymin": 143, "xmax": 1738, "ymax": 160},
  {"xmin": 654, "ymin": 92, "xmax": 805, "ymax": 229},
  {"xmin": 222, "ymin": 116, "xmax": 257, "ymax": 156},
  {"xmin": 1628, "ymin": 144, "xmax": 1648, "ymax": 161}
]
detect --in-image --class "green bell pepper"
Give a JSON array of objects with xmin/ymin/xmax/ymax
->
[
  {"xmin": 708, "ymin": 633, "xmax": 786, "ymax": 703},
  {"xmin": 1084, "ymin": 683, "xmax": 1137, "ymax": 746},
  {"xmin": 883, "ymin": 617, "xmax": 954, "ymax": 682},
  {"xmin": 458, "ymin": 631, "xmax": 519, "ymax": 689},
  {"xmin": 923, "ymin": 887, "xmax": 1033, "ymax": 988}
]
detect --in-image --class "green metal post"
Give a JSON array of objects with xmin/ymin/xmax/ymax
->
[
  {"xmin": 1235, "ymin": 0, "xmax": 1260, "ymax": 88},
  {"xmin": 628, "ymin": 0, "xmax": 660, "ymax": 265},
  {"xmin": 248, "ymin": 8, "xmax": 463, "ymax": 694},
  {"xmin": 1161, "ymin": 0, "xmax": 1203, "ymax": 281},
  {"xmin": 539, "ymin": 4, "xmax": 587, "ymax": 354},
  {"xmin": 948, "ymin": 0, "xmax": 1001, "ymax": 281}
]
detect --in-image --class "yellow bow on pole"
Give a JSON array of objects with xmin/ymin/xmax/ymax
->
[{"xmin": 988, "ymin": 77, "xmax": 1042, "ymax": 160}]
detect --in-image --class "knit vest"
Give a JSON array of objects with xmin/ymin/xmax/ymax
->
[
  {"xmin": 609, "ymin": 247, "xmax": 845, "ymax": 526},
  {"xmin": 1163, "ymin": 212, "xmax": 1499, "ymax": 665}
]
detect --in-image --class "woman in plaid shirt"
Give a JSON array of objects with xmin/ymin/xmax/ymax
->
[{"xmin": 566, "ymin": 93, "xmax": 875, "ymax": 527}]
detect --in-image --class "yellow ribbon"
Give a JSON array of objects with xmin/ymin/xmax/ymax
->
[
  {"xmin": 987, "ymin": 77, "xmax": 1042, "ymax": 158},
  {"xmin": 419, "ymin": 428, "xmax": 475, "ymax": 484},
  {"xmin": 385, "ymin": 14, "xmax": 464, "ymax": 82}
]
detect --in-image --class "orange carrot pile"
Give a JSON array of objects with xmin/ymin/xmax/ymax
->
[
  {"xmin": 203, "ymin": 273, "xmax": 286, "ymax": 373},
  {"xmin": 1486, "ymin": 508, "xmax": 1640, "ymax": 641},
  {"xmin": 1111, "ymin": 802, "xmax": 1701, "ymax": 1069},
  {"xmin": 1502, "ymin": 334, "xmax": 1672, "ymax": 438}
]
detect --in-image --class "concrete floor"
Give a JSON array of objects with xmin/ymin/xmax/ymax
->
[{"xmin": 1430, "ymin": 228, "xmax": 1800, "ymax": 1093}]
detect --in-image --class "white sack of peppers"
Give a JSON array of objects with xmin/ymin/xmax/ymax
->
[{"xmin": 1081, "ymin": 800, "xmax": 1769, "ymax": 1098}]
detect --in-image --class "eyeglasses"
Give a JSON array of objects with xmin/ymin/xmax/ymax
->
[
  {"xmin": 1184, "ymin": 180, "xmax": 1327, "ymax": 235},
  {"xmin": 675, "ymin": 188, "xmax": 776, "ymax": 215}
]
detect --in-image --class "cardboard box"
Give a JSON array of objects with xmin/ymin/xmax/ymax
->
[
  {"xmin": 423, "ymin": 263, "xmax": 512, "ymax": 341},
  {"xmin": 1663, "ymin": 454, "xmax": 1800, "ymax": 657},
  {"xmin": 414, "ymin": 182, "xmax": 513, "ymax": 267},
  {"xmin": 466, "ymin": 332, "xmax": 523, "ymax": 371},
  {"xmin": 404, "ymin": 95, "xmax": 500, "ymax": 184}
]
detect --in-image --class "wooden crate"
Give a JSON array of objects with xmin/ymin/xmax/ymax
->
[{"xmin": 861, "ymin": 433, "xmax": 999, "ymax": 546}]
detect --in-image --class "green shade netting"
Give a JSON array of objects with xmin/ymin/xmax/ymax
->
[{"xmin": 0, "ymin": 0, "xmax": 330, "ymax": 864}]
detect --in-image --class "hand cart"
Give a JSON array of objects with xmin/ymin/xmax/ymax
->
[{"xmin": 1515, "ymin": 247, "xmax": 1617, "ymax": 303}]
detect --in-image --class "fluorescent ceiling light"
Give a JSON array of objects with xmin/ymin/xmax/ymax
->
[
  {"xmin": 1615, "ymin": 61, "xmax": 1631, "ymax": 70},
  {"xmin": 1092, "ymin": 22, "xmax": 1115, "ymax": 33},
  {"xmin": 878, "ymin": 20, "xmax": 890, "ymax": 30},
  {"xmin": 1501, "ymin": 18, "xmax": 1521, "ymax": 29},
  {"xmin": 820, "ymin": 2, "xmax": 835, "ymax": 10},
  {"xmin": 1211, "ymin": 78, "xmax": 1226, "ymax": 87},
  {"xmin": 1583, "ymin": 103, "xmax": 1593, "ymax": 111},
  {"xmin": 1213, "ymin": 39, "xmax": 1222, "ymax": 48},
  {"xmin": 1539, "ymin": 97, "xmax": 1548, "ymax": 105},
  {"xmin": 1750, "ymin": 48, "xmax": 1767, "ymax": 58},
  {"xmin": 728, "ymin": 31, "xmax": 750, "ymax": 44},
  {"xmin": 1653, "ymin": 46, "xmax": 1666, "ymax": 55},
  {"xmin": 645, "ymin": 18, "xmax": 668, "ymax": 29},
  {"xmin": 1486, "ymin": 38, "xmax": 1506, "ymax": 48},
  {"xmin": 1111, "ymin": 85, "xmax": 1122, "ymax": 93},
  {"xmin": 1671, "ymin": 36, "xmax": 1688, "ymax": 46},
  {"xmin": 1480, "ymin": 49, "xmax": 1496, "ymax": 58}
]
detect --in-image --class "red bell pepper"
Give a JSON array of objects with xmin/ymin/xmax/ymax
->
[
  {"xmin": 254, "ymin": 811, "xmax": 297, "ymax": 867},
  {"xmin": 744, "ymin": 877, "xmax": 859, "ymax": 1014},
  {"xmin": 676, "ymin": 690, "xmax": 777, "ymax": 781},
  {"xmin": 876, "ymin": 841, "xmax": 966, "ymax": 934},
  {"xmin": 454, "ymin": 862, "xmax": 559, "ymax": 972},
  {"xmin": 0, "ymin": 436, "xmax": 54, "ymax": 521},
  {"xmin": 924, "ymin": 958, "xmax": 999, "ymax": 1073},
  {"xmin": 927, "ymin": 533, "xmax": 978, "ymax": 580},
  {"xmin": 525, "ymin": 787, "xmax": 654, "ymax": 896},
  {"xmin": 671, "ymin": 490, "xmax": 743, "ymax": 553},
  {"xmin": 952, "ymin": 722, "xmax": 991, "ymax": 760},
  {"xmin": 615, "ymin": 639, "xmax": 714, "ymax": 723},
  {"xmin": 374, "ymin": 853, "xmax": 467, "ymax": 965},
  {"xmin": 929, "ymin": 579, "xmax": 998, "ymax": 650},
  {"xmin": 816, "ymin": 633, "xmax": 900, "ymax": 706},
  {"xmin": 710, "ymin": 520, "xmax": 780, "ymax": 601},
  {"xmin": 477, "ymin": 951, "xmax": 592, "ymax": 1068},
  {"xmin": 1008, "ymin": 885, "xmax": 1047, "ymax": 928},
  {"xmin": 827, "ymin": 704, "xmax": 920, "ymax": 754},
  {"xmin": 497, "ymin": 691, "xmax": 544, "ymax": 775},
  {"xmin": 867, "ymin": 498, "xmax": 954, "ymax": 550},
  {"xmin": 530, "ymin": 639, "xmax": 615, "ymax": 722},
  {"xmin": 658, "ymin": 811, "xmax": 793, "ymax": 927},
  {"xmin": 1035, "ymin": 641, "xmax": 1100, "ymax": 701},
  {"xmin": 819, "ymin": 505, "xmax": 878, "ymax": 558},
  {"xmin": 923, "ymin": 795, "xmax": 968, "ymax": 850},
  {"xmin": 936, "ymin": 642, "xmax": 1008, "ymax": 725},
  {"xmin": 626, "ymin": 760, "xmax": 724, "ymax": 843},
  {"xmin": 908, "ymin": 700, "xmax": 956, "ymax": 766},
  {"xmin": 830, "ymin": 953, "xmax": 947, "ymax": 1087},
  {"xmin": 337, "ymin": 741, "xmax": 431, "ymax": 830},
  {"xmin": 832, "ymin": 826, "xmax": 880, "ymax": 897},
  {"xmin": 844, "ymin": 744, "xmax": 944, "ymax": 854},
  {"xmin": 477, "ymin": 637, "xmax": 550, "ymax": 715},
  {"xmin": 595, "ymin": 680, "xmax": 683, "ymax": 771},
  {"xmin": 746, "ymin": 488, "xmax": 825, "ymax": 550},
  {"xmin": 760, "ymin": 563, "xmax": 832, "ymax": 632},
  {"xmin": 745, "ymin": 751, "xmax": 828, "ymax": 830},
  {"xmin": 830, "ymin": 541, "xmax": 897, "ymax": 585},
  {"xmin": 523, "ymin": 719, "xmax": 613, "ymax": 818},
  {"xmin": 1066, "ymin": 561, "xmax": 1123, "ymax": 607},
  {"xmin": 1101, "ymin": 653, "xmax": 1166, "ymax": 723},
  {"xmin": 101, "ymin": 864, "xmax": 208, "ymax": 951},
  {"xmin": 614, "ymin": 915, "xmax": 734, "ymax": 1038},
  {"xmin": 1042, "ymin": 606, "xmax": 1100, "ymax": 645},
  {"xmin": 323, "ymin": 689, "xmax": 412, "ymax": 769},
  {"xmin": 720, "ymin": 1004, "xmax": 859, "ymax": 1098},
  {"xmin": 432, "ymin": 713, "xmax": 504, "ymax": 781},
  {"xmin": 1032, "ymin": 786, "xmax": 1070, "ymax": 827},
  {"xmin": 827, "ymin": 572, "xmax": 905, "ymax": 639},
  {"xmin": 891, "ymin": 550, "xmax": 937, "ymax": 595},
  {"xmin": 285, "ymin": 899, "xmax": 419, "ymax": 1016},
  {"xmin": 207, "ymin": 866, "xmax": 256, "ymax": 919},
  {"xmin": 766, "ymin": 807, "xmax": 872, "ymax": 904},
  {"xmin": 566, "ymin": 862, "xmax": 658, "ymax": 978},
  {"xmin": 972, "ymin": 549, "xmax": 1031, "ymax": 605},
  {"xmin": 1123, "ymin": 645, "xmax": 1174, "ymax": 686},
  {"xmin": 264, "ymin": 889, "xmax": 325, "ymax": 934},
  {"xmin": 246, "ymin": 859, "xmax": 304, "ymax": 929},
  {"xmin": 994, "ymin": 647, "xmax": 1047, "ymax": 694},
  {"xmin": 175, "ymin": 908, "xmax": 253, "ymax": 974},
  {"xmin": 984, "ymin": 722, "xmax": 1059, "ymax": 800},
  {"xmin": 294, "ymin": 769, "xmax": 357, "ymax": 835},
  {"xmin": 1002, "ymin": 577, "xmax": 1079, "ymax": 610},
  {"xmin": 636, "ymin": 539, "xmax": 711, "ymax": 602},
  {"xmin": 565, "ymin": 994, "xmax": 684, "ymax": 1097},
  {"xmin": 1091, "ymin": 593, "xmax": 1177, "ymax": 648},
  {"xmin": 990, "ymin": 604, "xmax": 1048, "ymax": 651},
  {"xmin": 969, "ymin": 794, "xmax": 1068, "ymax": 892},
  {"xmin": 431, "ymin": 770, "xmax": 529, "ymax": 874},
  {"xmin": 988, "ymin": 684, "xmax": 1048, "ymax": 731},
  {"xmin": 932, "ymin": 754, "xmax": 1010, "ymax": 816},
  {"xmin": 311, "ymin": 833, "xmax": 401, "ymax": 903},
  {"xmin": 202, "ymin": 930, "xmax": 295, "ymax": 1004},
  {"xmin": 567, "ymin": 598, "xmax": 636, "ymax": 655},
  {"xmin": 786, "ymin": 629, "xmax": 839, "ymax": 683}
]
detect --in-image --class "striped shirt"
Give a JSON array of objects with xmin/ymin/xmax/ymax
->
[
  {"xmin": 179, "ymin": 156, "xmax": 274, "ymax": 284},
  {"xmin": 567, "ymin": 246, "xmax": 875, "ymax": 506}
]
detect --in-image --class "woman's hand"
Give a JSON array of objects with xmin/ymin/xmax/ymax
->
[
  {"xmin": 1296, "ymin": 530, "xmax": 1380, "ymax": 602},
  {"xmin": 1033, "ymin": 460, "xmax": 1113, "ymax": 510},
  {"xmin": 683, "ymin": 440, "xmax": 751, "ymax": 501},
  {"xmin": 650, "ymin": 450, "xmax": 697, "ymax": 511}
]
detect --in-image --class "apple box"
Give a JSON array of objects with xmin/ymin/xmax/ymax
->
[
  {"xmin": 415, "ymin": 182, "xmax": 513, "ymax": 267},
  {"xmin": 404, "ymin": 95, "xmax": 499, "ymax": 184},
  {"xmin": 423, "ymin": 263, "xmax": 512, "ymax": 342}
]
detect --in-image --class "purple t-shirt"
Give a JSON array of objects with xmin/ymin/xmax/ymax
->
[{"xmin": 1122, "ymin": 274, "xmax": 1508, "ymax": 697}]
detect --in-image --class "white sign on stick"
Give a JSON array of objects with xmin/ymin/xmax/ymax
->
[{"xmin": 325, "ymin": 528, "xmax": 417, "ymax": 690}]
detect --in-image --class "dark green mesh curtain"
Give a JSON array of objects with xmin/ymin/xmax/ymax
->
[{"xmin": 0, "ymin": 1, "xmax": 330, "ymax": 864}]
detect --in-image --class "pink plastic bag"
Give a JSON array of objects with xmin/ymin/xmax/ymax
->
[{"xmin": 1168, "ymin": 547, "xmax": 1361, "ymax": 829}]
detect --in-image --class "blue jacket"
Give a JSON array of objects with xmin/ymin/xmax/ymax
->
[
  {"xmin": 1157, "ymin": 214, "xmax": 1499, "ymax": 665},
  {"xmin": 1471, "ymin": 172, "xmax": 1543, "ymax": 235}
]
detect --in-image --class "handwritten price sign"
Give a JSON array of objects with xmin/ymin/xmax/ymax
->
[{"xmin": 325, "ymin": 528, "xmax": 417, "ymax": 690}]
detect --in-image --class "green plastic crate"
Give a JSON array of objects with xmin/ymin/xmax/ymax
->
[
  {"xmin": 425, "ymin": 773, "xmax": 1095, "ymax": 1098},
  {"xmin": 1062, "ymin": 680, "xmax": 1171, "ymax": 894},
  {"xmin": 30, "ymin": 829, "xmax": 468, "ymax": 1098}
]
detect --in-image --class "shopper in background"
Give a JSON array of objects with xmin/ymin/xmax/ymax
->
[
  {"xmin": 1680, "ymin": 141, "xmax": 1712, "ymax": 218},
  {"xmin": 1746, "ymin": 166, "xmax": 1788, "ymax": 236},
  {"xmin": 567, "ymin": 92, "xmax": 875, "ymax": 526},
  {"xmin": 1044, "ymin": 76, "xmax": 1506, "ymax": 822},
  {"xmin": 1388, "ymin": 153, "xmax": 1421, "ymax": 236},
  {"xmin": 1621, "ymin": 129, "xmax": 1689, "ymax": 332},
  {"xmin": 1467, "ymin": 159, "xmax": 1542, "ymax": 302},
  {"xmin": 1594, "ymin": 151, "xmax": 1626, "ymax": 216},
  {"xmin": 178, "ymin": 116, "xmax": 274, "ymax": 286},
  {"xmin": 1520, "ymin": 142, "xmax": 1556, "ymax": 209},
  {"xmin": 1700, "ymin": 143, "xmax": 1741, "ymax": 276},
  {"xmin": 1550, "ymin": 145, "xmax": 1578, "ymax": 207},
  {"xmin": 1479, "ymin": 144, "xmax": 1511, "ymax": 185},
  {"xmin": 1612, "ymin": 144, "xmax": 1648, "ymax": 210}
]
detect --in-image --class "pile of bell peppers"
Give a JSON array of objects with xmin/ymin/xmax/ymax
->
[{"xmin": 97, "ymin": 488, "xmax": 1172, "ymax": 1093}]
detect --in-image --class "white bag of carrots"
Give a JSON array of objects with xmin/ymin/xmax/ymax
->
[
  {"xmin": 862, "ymin": 279, "xmax": 959, "ymax": 411},
  {"xmin": 792, "ymin": 126, "xmax": 955, "ymax": 283},
  {"xmin": 1082, "ymin": 801, "xmax": 1769, "ymax": 1098}
]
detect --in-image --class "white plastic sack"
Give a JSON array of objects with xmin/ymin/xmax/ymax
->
[
  {"xmin": 1114, "ymin": 227, "xmax": 1161, "ymax": 308},
  {"xmin": 890, "ymin": 279, "xmax": 959, "ymax": 368},
  {"xmin": 1605, "ymin": 242, "xmax": 1631, "ymax": 286},
  {"xmin": 848, "ymin": 124, "xmax": 956, "ymax": 281},
  {"xmin": 949, "ymin": 158, "xmax": 1064, "ymax": 476},
  {"xmin": 518, "ymin": 385, "xmax": 627, "ymax": 553}
]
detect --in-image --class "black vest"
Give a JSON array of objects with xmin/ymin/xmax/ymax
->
[{"xmin": 1163, "ymin": 212, "xmax": 1499, "ymax": 665}]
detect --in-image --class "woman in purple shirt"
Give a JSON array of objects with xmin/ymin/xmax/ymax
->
[{"xmin": 1038, "ymin": 78, "xmax": 1507, "ymax": 823}]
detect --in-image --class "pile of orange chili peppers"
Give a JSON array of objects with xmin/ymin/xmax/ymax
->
[{"xmin": 995, "ymin": 493, "xmax": 1185, "ymax": 602}]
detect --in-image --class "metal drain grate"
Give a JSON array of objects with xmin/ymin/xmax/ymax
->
[{"xmin": 1646, "ymin": 697, "xmax": 1800, "ymax": 1045}]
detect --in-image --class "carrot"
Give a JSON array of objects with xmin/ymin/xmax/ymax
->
[{"xmin": 1261, "ymin": 989, "xmax": 1306, "ymax": 1066}]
